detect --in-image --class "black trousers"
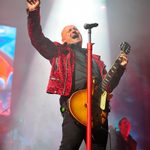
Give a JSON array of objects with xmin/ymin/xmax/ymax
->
[{"xmin": 59, "ymin": 102, "xmax": 108, "ymax": 150}]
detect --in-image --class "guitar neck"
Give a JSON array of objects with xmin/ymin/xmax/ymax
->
[
  {"xmin": 101, "ymin": 41, "xmax": 130, "ymax": 92},
  {"xmin": 101, "ymin": 56, "xmax": 121, "ymax": 91}
]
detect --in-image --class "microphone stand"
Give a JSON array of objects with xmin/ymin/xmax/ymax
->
[
  {"xmin": 84, "ymin": 23, "xmax": 98, "ymax": 150},
  {"xmin": 86, "ymin": 28, "xmax": 93, "ymax": 150}
]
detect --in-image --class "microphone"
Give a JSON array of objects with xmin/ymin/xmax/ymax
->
[{"xmin": 84, "ymin": 23, "xmax": 98, "ymax": 29}]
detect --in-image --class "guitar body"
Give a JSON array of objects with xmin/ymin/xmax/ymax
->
[
  {"xmin": 68, "ymin": 89, "xmax": 87, "ymax": 126},
  {"xmin": 68, "ymin": 89, "xmax": 107, "ymax": 127}
]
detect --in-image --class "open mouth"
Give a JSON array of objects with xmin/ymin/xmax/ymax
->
[{"xmin": 71, "ymin": 33, "xmax": 79, "ymax": 39}]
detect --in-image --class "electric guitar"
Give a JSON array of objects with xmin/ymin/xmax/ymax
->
[{"xmin": 68, "ymin": 42, "xmax": 131, "ymax": 127}]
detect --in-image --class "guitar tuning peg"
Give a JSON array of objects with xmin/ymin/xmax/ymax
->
[{"xmin": 120, "ymin": 41, "xmax": 131, "ymax": 54}]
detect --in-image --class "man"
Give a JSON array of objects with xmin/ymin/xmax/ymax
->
[
  {"xmin": 26, "ymin": 0, "xmax": 128, "ymax": 149},
  {"xmin": 117, "ymin": 117, "xmax": 137, "ymax": 150},
  {"xmin": 107, "ymin": 117, "xmax": 137, "ymax": 150}
]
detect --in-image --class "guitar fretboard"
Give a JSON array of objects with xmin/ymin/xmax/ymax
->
[{"xmin": 101, "ymin": 56, "xmax": 122, "ymax": 91}]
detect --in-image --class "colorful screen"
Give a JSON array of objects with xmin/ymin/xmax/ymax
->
[{"xmin": 0, "ymin": 25, "xmax": 16, "ymax": 116}]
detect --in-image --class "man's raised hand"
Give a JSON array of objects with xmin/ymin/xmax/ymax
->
[{"xmin": 26, "ymin": 0, "xmax": 40, "ymax": 12}]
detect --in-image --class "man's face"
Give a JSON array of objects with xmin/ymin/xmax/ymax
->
[
  {"xmin": 119, "ymin": 118, "xmax": 131, "ymax": 138},
  {"xmin": 61, "ymin": 25, "xmax": 82, "ymax": 46}
]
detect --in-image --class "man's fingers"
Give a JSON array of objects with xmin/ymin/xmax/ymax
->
[
  {"xmin": 118, "ymin": 53, "xmax": 128, "ymax": 66},
  {"xmin": 27, "ymin": 0, "xmax": 36, "ymax": 5},
  {"xmin": 26, "ymin": 0, "xmax": 40, "ymax": 11}
]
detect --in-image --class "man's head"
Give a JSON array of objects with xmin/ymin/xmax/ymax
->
[
  {"xmin": 118, "ymin": 117, "xmax": 131, "ymax": 139},
  {"xmin": 61, "ymin": 25, "xmax": 82, "ymax": 46}
]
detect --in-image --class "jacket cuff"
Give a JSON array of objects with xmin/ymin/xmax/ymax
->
[{"xmin": 26, "ymin": 7, "xmax": 40, "ymax": 15}]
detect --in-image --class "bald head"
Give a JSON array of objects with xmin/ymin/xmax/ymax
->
[{"xmin": 61, "ymin": 25, "xmax": 82, "ymax": 46}]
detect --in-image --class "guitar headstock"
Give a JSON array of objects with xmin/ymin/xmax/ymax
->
[{"xmin": 120, "ymin": 41, "xmax": 131, "ymax": 54}]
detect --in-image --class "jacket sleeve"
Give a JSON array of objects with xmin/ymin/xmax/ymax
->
[{"xmin": 27, "ymin": 8, "xmax": 58, "ymax": 59}]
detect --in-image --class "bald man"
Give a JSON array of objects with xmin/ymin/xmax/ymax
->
[{"xmin": 26, "ymin": 0, "xmax": 128, "ymax": 149}]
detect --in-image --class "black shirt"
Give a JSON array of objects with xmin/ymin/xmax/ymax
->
[{"xmin": 72, "ymin": 46, "xmax": 102, "ymax": 92}]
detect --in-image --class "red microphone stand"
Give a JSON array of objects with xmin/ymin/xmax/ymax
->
[{"xmin": 86, "ymin": 28, "xmax": 93, "ymax": 150}]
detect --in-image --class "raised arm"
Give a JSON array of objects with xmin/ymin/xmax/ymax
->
[{"xmin": 26, "ymin": 0, "xmax": 58, "ymax": 59}]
